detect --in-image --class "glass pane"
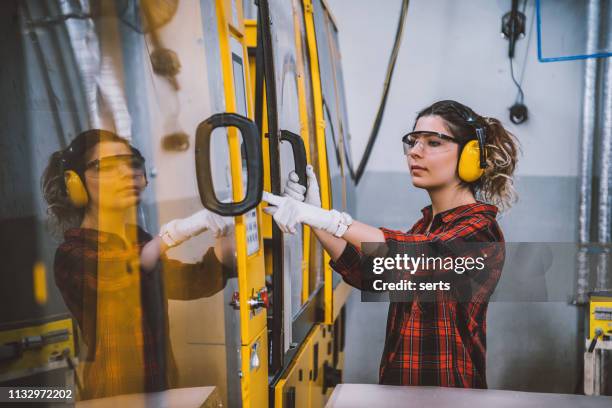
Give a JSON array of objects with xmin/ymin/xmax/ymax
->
[
  {"xmin": 324, "ymin": 105, "xmax": 344, "ymax": 210},
  {"xmin": 1, "ymin": 1, "xmax": 239, "ymax": 406},
  {"xmin": 269, "ymin": 0, "xmax": 306, "ymax": 332},
  {"xmin": 292, "ymin": 0, "xmax": 324, "ymax": 297},
  {"xmin": 210, "ymin": 127, "xmax": 234, "ymax": 203},
  {"xmin": 313, "ymin": 0, "xmax": 347, "ymax": 210},
  {"xmin": 231, "ymin": 39, "xmax": 248, "ymax": 117}
]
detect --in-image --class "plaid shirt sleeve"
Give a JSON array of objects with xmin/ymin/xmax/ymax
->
[{"xmin": 329, "ymin": 243, "xmax": 369, "ymax": 290}]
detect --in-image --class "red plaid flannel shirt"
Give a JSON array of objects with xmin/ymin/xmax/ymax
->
[
  {"xmin": 54, "ymin": 226, "xmax": 229, "ymax": 399},
  {"xmin": 330, "ymin": 202, "xmax": 504, "ymax": 388}
]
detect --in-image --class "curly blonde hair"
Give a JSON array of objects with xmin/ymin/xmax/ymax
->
[{"xmin": 478, "ymin": 116, "xmax": 519, "ymax": 210}]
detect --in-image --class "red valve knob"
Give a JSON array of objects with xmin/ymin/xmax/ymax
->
[{"xmin": 259, "ymin": 289, "xmax": 269, "ymax": 309}]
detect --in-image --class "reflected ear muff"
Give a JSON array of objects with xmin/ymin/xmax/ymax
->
[
  {"xmin": 458, "ymin": 140, "xmax": 484, "ymax": 182},
  {"xmin": 64, "ymin": 170, "xmax": 89, "ymax": 208}
]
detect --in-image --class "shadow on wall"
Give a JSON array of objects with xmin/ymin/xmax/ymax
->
[{"xmin": 486, "ymin": 302, "xmax": 580, "ymax": 393}]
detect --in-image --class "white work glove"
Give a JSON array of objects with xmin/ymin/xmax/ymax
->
[
  {"xmin": 159, "ymin": 208, "xmax": 233, "ymax": 247},
  {"xmin": 262, "ymin": 192, "xmax": 352, "ymax": 236},
  {"xmin": 283, "ymin": 165, "xmax": 321, "ymax": 207}
]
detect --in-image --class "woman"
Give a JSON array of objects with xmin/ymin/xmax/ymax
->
[
  {"xmin": 263, "ymin": 100, "xmax": 518, "ymax": 388},
  {"xmin": 42, "ymin": 129, "xmax": 234, "ymax": 399}
]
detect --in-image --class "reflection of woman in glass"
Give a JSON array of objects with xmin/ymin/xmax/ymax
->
[
  {"xmin": 42, "ymin": 129, "xmax": 233, "ymax": 399},
  {"xmin": 264, "ymin": 100, "xmax": 518, "ymax": 388}
]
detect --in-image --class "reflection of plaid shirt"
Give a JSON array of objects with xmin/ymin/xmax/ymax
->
[
  {"xmin": 54, "ymin": 226, "xmax": 229, "ymax": 399},
  {"xmin": 330, "ymin": 203, "xmax": 503, "ymax": 388}
]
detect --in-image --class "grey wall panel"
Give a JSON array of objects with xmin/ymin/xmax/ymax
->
[
  {"xmin": 486, "ymin": 302, "xmax": 581, "ymax": 393},
  {"xmin": 341, "ymin": 290, "xmax": 388, "ymax": 384}
]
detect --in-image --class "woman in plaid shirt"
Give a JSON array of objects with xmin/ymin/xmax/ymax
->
[
  {"xmin": 263, "ymin": 100, "xmax": 519, "ymax": 388},
  {"xmin": 42, "ymin": 129, "xmax": 234, "ymax": 399}
]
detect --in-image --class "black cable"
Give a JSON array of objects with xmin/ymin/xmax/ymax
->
[
  {"xmin": 510, "ymin": 0, "xmax": 533, "ymax": 105},
  {"xmin": 509, "ymin": 57, "xmax": 524, "ymax": 104},
  {"xmin": 507, "ymin": 0, "xmax": 533, "ymax": 124},
  {"xmin": 518, "ymin": 0, "xmax": 535, "ymax": 89},
  {"xmin": 352, "ymin": 0, "xmax": 409, "ymax": 185}
]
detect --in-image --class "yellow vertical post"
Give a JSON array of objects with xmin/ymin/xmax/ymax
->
[{"xmin": 302, "ymin": 0, "xmax": 334, "ymax": 324}]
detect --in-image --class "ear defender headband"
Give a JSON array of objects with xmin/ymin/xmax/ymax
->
[
  {"xmin": 60, "ymin": 131, "xmax": 147, "ymax": 208},
  {"xmin": 452, "ymin": 106, "xmax": 488, "ymax": 183}
]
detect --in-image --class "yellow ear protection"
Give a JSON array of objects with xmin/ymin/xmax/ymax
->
[
  {"xmin": 60, "ymin": 143, "xmax": 89, "ymax": 208},
  {"xmin": 60, "ymin": 134, "xmax": 147, "ymax": 208},
  {"xmin": 454, "ymin": 110, "xmax": 488, "ymax": 183},
  {"xmin": 63, "ymin": 169, "xmax": 89, "ymax": 208}
]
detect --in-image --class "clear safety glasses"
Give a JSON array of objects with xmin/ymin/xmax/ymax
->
[
  {"xmin": 84, "ymin": 154, "xmax": 146, "ymax": 180},
  {"xmin": 401, "ymin": 131, "xmax": 459, "ymax": 155}
]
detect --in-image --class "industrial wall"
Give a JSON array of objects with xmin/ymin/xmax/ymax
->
[{"xmin": 329, "ymin": 0, "xmax": 585, "ymax": 392}]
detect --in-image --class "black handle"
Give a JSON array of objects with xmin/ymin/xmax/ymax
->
[
  {"xmin": 588, "ymin": 329, "xmax": 603, "ymax": 353},
  {"xmin": 279, "ymin": 130, "xmax": 307, "ymax": 189},
  {"xmin": 195, "ymin": 113, "xmax": 263, "ymax": 216},
  {"xmin": 284, "ymin": 386, "xmax": 296, "ymax": 408},
  {"xmin": 322, "ymin": 361, "xmax": 343, "ymax": 394}
]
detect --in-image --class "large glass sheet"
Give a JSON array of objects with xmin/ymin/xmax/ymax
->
[
  {"xmin": 269, "ymin": 0, "xmax": 305, "ymax": 337},
  {"xmin": 323, "ymin": 104, "xmax": 344, "ymax": 212},
  {"xmin": 138, "ymin": 1, "xmax": 238, "ymax": 406},
  {"xmin": 292, "ymin": 0, "xmax": 324, "ymax": 296},
  {"xmin": 230, "ymin": 36, "xmax": 259, "ymax": 256},
  {"xmin": 312, "ymin": 0, "xmax": 347, "ymax": 211},
  {"xmin": 328, "ymin": 26, "xmax": 357, "ymax": 217},
  {"xmin": 0, "ymin": 1, "xmax": 239, "ymax": 405}
]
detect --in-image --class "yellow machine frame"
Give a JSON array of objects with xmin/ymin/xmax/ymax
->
[
  {"xmin": 243, "ymin": 0, "xmax": 353, "ymax": 406},
  {"xmin": 216, "ymin": 1, "xmax": 268, "ymax": 406}
]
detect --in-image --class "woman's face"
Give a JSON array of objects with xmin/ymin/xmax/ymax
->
[
  {"xmin": 83, "ymin": 141, "xmax": 147, "ymax": 211},
  {"xmin": 407, "ymin": 115, "xmax": 461, "ymax": 190}
]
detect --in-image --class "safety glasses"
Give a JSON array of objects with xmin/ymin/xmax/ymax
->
[
  {"xmin": 401, "ymin": 131, "xmax": 459, "ymax": 155},
  {"xmin": 84, "ymin": 154, "xmax": 146, "ymax": 180}
]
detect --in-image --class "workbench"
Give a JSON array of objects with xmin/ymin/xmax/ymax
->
[
  {"xmin": 76, "ymin": 386, "xmax": 222, "ymax": 408},
  {"xmin": 326, "ymin": 384, "xmax": 612, "ymax": 408}
]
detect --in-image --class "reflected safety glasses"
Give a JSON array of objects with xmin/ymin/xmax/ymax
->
[
  {"xmin": 401, "ymin": 131, "xmax": 459, "ymax": 155},
  {"xmin": 84, "ymin": 154, "xmax": 146, "ymax": 179}
]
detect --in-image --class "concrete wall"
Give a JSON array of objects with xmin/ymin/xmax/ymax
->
[{"xmin": 327, "ymin": 0, "xmax": 586, "ymax": 392}]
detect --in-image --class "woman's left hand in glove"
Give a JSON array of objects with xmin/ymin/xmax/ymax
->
[
  {"xmin": 159, "ymin": 208, "xmax": 234, "ymax": 248},
  {"xmin": 283, "ymin": 165, "xmax": 321, "ymax": 207}
]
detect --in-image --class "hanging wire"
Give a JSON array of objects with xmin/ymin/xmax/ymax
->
[
  {"xmin": 509, "ymin": 57, "xmax": 525, "ymax": 104},
  {"xmin": 509, "ymin": 0, "xmax": 534, "ymax": 105},
  {"xmin": 352, "ymin": 0, "xmax": 410, "ymax": 184}
]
